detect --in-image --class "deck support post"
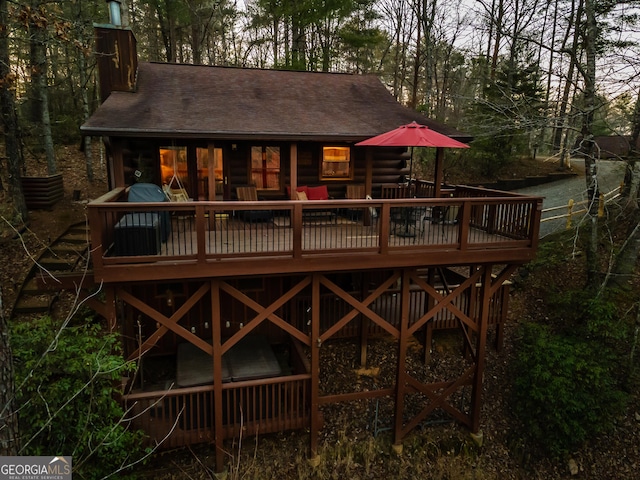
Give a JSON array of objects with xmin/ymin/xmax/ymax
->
[
  {"xmin": 359, "ymin": 273, "xmax": 369, "ymax": 367},
  {"xmin": 104, "ymin": 286, "xmax": 117, "ymax": 333},
  {"xmin": 392, "ymin": 268, "xmax": 411, "ymax": 447},
  {"xmin": 309, "ymin": 273, "xmax": 321, "ymax": 460},
  {"xmin": 211, "ymin": 279, "xmax": 226, "ymax": 473},
  {"xmin": 470, "ymin": 265, "xmax": 492, "ymax": 433},
  {"xmin": 290, "ymin": 143, "xmax": 298, "ymax": 199},
  {"xmin": 423, "ymin": 268, "xmax": 436, "ymax": 364}
]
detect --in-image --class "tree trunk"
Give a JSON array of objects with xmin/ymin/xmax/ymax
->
[
  {"xmin": 0, "ymin": 286, "xmax": 19, "ymax": 456},
  {"xmin": 77, "ymin": 16, "xmax": 93, "ymax": 182},
  {"xmin": 29, "ymin": 0, "xmax": 56, "ymax": 175},
  {"xmin": 581, "ymin": 0, "xmax": 599, "ymax": 288},
  {"xmin": 605, "ymin": 209, "xmax": 640, "ymax": 292},
  {"xmin": 490, "ymin": 0, "xmax": 504, "ymax": 80},
  {"xmin": 0, "ymin": 0, "xmax": 28, "ymax": 221},
  {"xmin": 409, "ymin": 1, "xmax": 421, "ymax": 110},
  {"xmin": 554, "ymin": 0, "xmax": 582, "ymax": 166}
]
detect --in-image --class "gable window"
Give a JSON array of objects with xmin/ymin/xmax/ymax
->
[
  {"xmin": 251, "ymin": 146, "xmax": 280, "ymax": 190},
  {"xmin": 321, "ymin": 146, "xmax": 351, "ymax": 180}
]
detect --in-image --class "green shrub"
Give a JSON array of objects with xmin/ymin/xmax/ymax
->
[
  {"xmin": 513, "ymin": 322, "xmax": 627, "ymax": 458},
  {"xmin": 11, "ymin": 316, "xmax": 146, "ymax": 479}
]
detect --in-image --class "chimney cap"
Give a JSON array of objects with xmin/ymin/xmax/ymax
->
[{"xmin": 106, "ymin": 0, "xmax": 122, "ymax": 26}]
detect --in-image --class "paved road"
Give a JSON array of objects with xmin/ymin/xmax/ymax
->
[{"xmin": 514, "ymin": 159, "xmax": 627, "ymax": 237}]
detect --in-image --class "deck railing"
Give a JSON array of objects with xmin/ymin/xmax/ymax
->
[
  {"xmin": 87, "ymin": 186, "xmax": 541, "ymax": 281},
  {"xmin": 122, "ymin": 374, "xmax": 311, "ymax": 449}
]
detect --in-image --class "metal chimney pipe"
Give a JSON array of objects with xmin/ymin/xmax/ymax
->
[{"xmin": 107, "ymin": 0, "xmax": 122, "ymax": 26}]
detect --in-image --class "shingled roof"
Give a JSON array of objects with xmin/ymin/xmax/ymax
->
[{"xmin": 82, "ymin": 62, "xmax": 470, "ymax": 142}]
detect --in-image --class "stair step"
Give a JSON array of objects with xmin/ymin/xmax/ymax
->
[
  {"xmin": 68, "ymin": 225, "xmax": 89, "ymax": 234},
  {"xmin": 50, "ymin": 242, "xmax": 86, "ymax": 254},
  {"xmin": 14, "ymin": 295, "xmax": 55, "ymax": 314},
  {"xmin": 61, "ymin": 233, "xmax": 89, "ymax": 244},
  {"xmin": 22, "ymin": 278, "xmax": 41, "ymax": 294},
  {"xmin": 39, "ymin": 257, "xmax": 75, "ymax": 271}
]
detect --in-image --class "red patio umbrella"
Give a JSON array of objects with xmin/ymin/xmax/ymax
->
[{"xmin": 356, "ymin": 121, "xmax": 469, "ymax": 197}]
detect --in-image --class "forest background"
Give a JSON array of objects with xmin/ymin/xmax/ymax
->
[{"xmin": 1, "ymin": 0, "xmax": 640, "ymax": 479}]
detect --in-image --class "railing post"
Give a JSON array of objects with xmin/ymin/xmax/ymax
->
[
  {"xmin": 195, "ymin": 204, "xmax": 206, "ymax": 263},
  {"xmin": 88, "ymin": 205, "xmax": 105, "ymax": 275},
  {"xmin": 379, "ymin": 202, "xmax": 390, "ymax": 254},
  {"xmin": 598, "ymin": 193, "xmax": 604, "ymax": 217},
  {"xmin": 293, "ymin": 203, "xmax": 303, "ymax": 258},
  {"xmin": 566, "ymin": 199, "xmax": 574, "ymax": 229},
  {"xmin": 458, "ymin": 200, "xmax": 470, "ymax": 251}
]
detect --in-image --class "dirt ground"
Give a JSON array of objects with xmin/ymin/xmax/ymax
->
[{"xmin": 2, "ymin": 147, "xmax": 639, "ymax": 479}]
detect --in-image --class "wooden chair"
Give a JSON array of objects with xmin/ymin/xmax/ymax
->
[
  {"xmin": 235, "ymin": 186, "xmax": 273, "ymax": 222},
  {"xmin": 381, "ymin": 183, "xmax": 413, "ymax": 199},
  {"xmin": 346, "ymin": 184, "xmax": 365, "ymax": 200},
  {"xmin": 344, "ymin": 184, "xmax": 366, "ymax": 220},
  {"xmin": 236, "ymin": 186, "xmax": 259, "ymax": 202}
]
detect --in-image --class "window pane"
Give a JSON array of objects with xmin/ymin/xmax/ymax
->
[
  {"xmin": 251, "ymin": 146, "xmax": 280, "ymax": 190},
  {"xmin": 321, "ymin": 146, "xmax": 351, "ymax": 179}
]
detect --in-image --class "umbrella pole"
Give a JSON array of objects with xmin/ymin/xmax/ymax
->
[
  {"xmin": 408, "ymin": 147, "xmax": 414, "ymax": 187},
  {"xmin": 434, "ymin": 147, "xmax": 444, "ymax": 198},
  {"xmin": 400, "ymin": 147, "xmax": 415, "ymax": 237}
]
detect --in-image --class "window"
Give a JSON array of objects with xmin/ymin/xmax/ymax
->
[
  {"xmin": 251, "ymin": 146, "xmax": 281, "ymax": 190},
  {"xmin": 321, "ymin": 146, "xmax": 351, "ymax": 180}
]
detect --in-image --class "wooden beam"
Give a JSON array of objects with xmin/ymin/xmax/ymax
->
[
  {"xmin": 290, "ymin": 143, "xmax": 298, "ymax": 199},
  {"xmin": 401, "ymin": 368, "xmax": 474, "ymax": 436},
  {"xmin": 393, "ymin": 269, "xmax": 411, "ymax": 446},
  {"xmin": 211, "ymin": 279, "xmax": 226, "ymax": 473},
  {"xmin": 309, "ymin": 273, "xmax": 321, "ymax": 460},
  {"xmin": 219, "ymin": 276, "xmax": 312, "ymax": 351},
  {"xmin": 408, "ymin": 271, "xmax": 481, "ymax": 335},
  {"xmin": 207, "ymin": 143, "xmax": 216, "ymax": 201},
  {"xmin": 470, "ymin": 265, "xmax": 493, "ymax": 433},
  {"xmin": 319, "ymin": 273, "xmax": 401, "ymax": 341},
  {"xmin": 122, "ymin": 283, "xmax": 211, "ymax": 360}
]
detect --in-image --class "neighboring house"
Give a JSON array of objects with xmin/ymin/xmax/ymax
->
[
  {"xmin": 76, "ymin": 11, "xmax": 542, "ymax": 473},
  {"xmin": 574, "ymin": 135, "xmax": 633, "ymax": 159},
  {"xmin": 593, "ymin": 135, "xmax": 632, "ymax": 159}
]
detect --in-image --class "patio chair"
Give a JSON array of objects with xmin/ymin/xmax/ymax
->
[{"xmin": 236, "ymin": 186, "xmax": 273, "ymax": 222}]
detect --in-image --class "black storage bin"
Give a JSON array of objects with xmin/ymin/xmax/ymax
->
[
  {"xmin": 114, "ymin": 212, "xmax": 161, "ymax": 256},
  {"xmin": 127, "ymin": 183, "xmax": 171, "ymax": 241}
]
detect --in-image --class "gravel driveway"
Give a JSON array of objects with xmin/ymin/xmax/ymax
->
[{"xmin": 514, "ymin": 158, "xmax": 627, "ymax": 237}]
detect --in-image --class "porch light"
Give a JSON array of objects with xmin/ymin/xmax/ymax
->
[
  {"xmin": 106, "ymin": 0, "xmax": 122, "ymax": 26},
  {"xmin": 165, "ymin": 289, "xmax": 174, "ymax": 307}
]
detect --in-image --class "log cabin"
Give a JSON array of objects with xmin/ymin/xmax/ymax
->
[{"xmin": 77, "ymin": 6, "xmax": 542, "ymax": 472}]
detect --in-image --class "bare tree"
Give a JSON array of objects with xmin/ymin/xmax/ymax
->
[
  {"xmin": 0, "ymin": 0, "xmax": 27, "ymax": 221},
  {"xmin": 26, "ymin": 0, "xmax": 57, "ymax": 174}
]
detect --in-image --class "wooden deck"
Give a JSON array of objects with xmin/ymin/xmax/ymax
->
[{"xmin": 88, "ymin": 185, "xmax": 542, "ymax": 283}]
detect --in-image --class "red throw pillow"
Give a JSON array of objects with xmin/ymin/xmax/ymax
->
[{"xmin": 307, "ymin": 185, "xmax": 329, "ymax": 200}]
